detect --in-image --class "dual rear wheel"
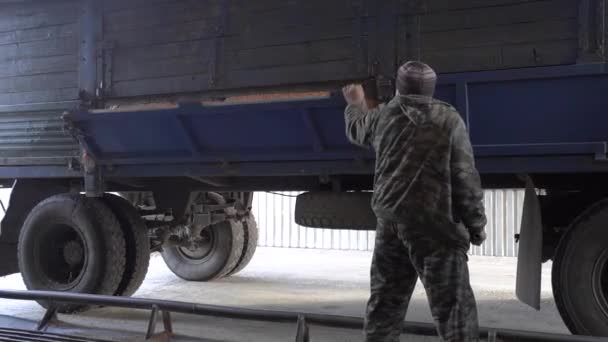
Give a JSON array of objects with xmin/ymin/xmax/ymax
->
[
  {"xmin": 17, "ymin": 192, "xmax": 258, "ymax": 312},
  {"xmin": 17, "ymin": 193, "xmax": 149, "ymax": 312}
]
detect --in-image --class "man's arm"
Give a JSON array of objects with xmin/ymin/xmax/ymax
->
[
  {"xmin": 344, "ymin": 104, "xmax": 379, "ymax": 148},
  {"xmin": 451, "ymin": 116, "xmax": 487, "ymax": 243},
  {"xmin": 342, "ymin": 84, "xmax": 378, "ymax": 148}
]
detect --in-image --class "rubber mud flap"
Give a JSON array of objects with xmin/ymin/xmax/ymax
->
[{"xmin": 516, "ymin": 177, "xmax": 543, "ymax": 310}]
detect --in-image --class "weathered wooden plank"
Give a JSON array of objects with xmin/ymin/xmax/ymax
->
[
  {"xmin": 423, "ymin": 39, "xmax": 577, "ymax": 73},
  {"xmin": 0, "ymin": 102, "xmax": 78, "ymax": 114},
  {"xmin": 113, "ymin": 55, "xmax": 211, "ymax": 82},
  {"xmin": 112, "ymin": 59, "xmax": 357, "ymax": 97},
  {"xmin": 0, "ymin": 142, "xmax": 76, "ymax": 152},
  {"xmin": 104, "ymin": 1, "xmax": 223, "ymax": 33},
  {"xmin": 0, "ymin": 55, "xmax": 77, "ymax": 79},
  {"xmin": 0, "ymin": 1, "xmax": 78, "ymax": 33},
  {"xmin": 0, "ymin": 88, "xmax": 78, "ymax": 105},
  {"xmin": 0, "ymin": 72, "xmax": 76, "ymax": 93},
  {"xmin": 501, "ymin": 39, "xmax": 578, "ymax": 67},
  {"xmin": 233, "ymin": 0, "xmax": 291, "ymax": 12},
  {"xmin": 112, "ymin": 74, "xmax": 210, "ymax": 98},
  {"xmin": 0, "ymin": 23, "xmax": 77, "ymax": 46},
  {"xmin": 0, "ymin": 38, "xmax": 78, "ymax": 61},
  {"xmin": 0, "ymin": 111, "xmax": 67, "ymax": 123},
  {"xmin": 112, "ymin": 40, "xmax": 214, "ymax": 62},
  {"xmin": 230, "ymin": 38, "xmax": 353, "ymax": 70},
  {"xmin": 421, "ymin": 19, "xmax": 578, "ymax": 50},
  {"xmin": 418, "ymin": 0, "xmax": 540, "ymax": 12},
  {"xmin": 104, "ymin": 19, "xmax": 220, "ymax": 48},
  {"xmin": 226, "ymin": 19, "xmax": 353, "ymax": 50},
  {"xmin": 421, "ymin": 0, "xmax": 577, "ymax": 33},
  {"xmin": 423, "ymin": 46, "xmax": 503, "ymax": 73},
  {"xmin": 230, "ymin": 0, "xmax": 353, "ymax": 15},
  {"xmin": 237, "ymin": 0, "xmax": 357, "ymax": 31},
  {"xmin": 225, "ymin": 60, "xmax": 356, "ymax": 88},
  {"xmin": 103, "ymin": 0, "xmax": 181, "ymax": 12},
  {"xmin": 0, "ymin": 126, "xmax": 66, "ymax": 139}
]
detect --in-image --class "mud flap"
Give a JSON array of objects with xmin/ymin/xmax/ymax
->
[{"xmin": 516, "ymin": 177, "xmax": 543, "ymax": 310}]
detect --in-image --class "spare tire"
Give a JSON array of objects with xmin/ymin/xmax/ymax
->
[
  {"xmin": 18, "ymin": 194, "xmax": 126, "ymax": 312},
  {"xmin": 295, "ymin": 192, "xmax": 376, "ymax": 230}
]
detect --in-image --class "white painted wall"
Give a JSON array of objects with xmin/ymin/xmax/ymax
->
[{"xmin": 253, "ymin": 190, "xmax": 525, "ymax": 257}]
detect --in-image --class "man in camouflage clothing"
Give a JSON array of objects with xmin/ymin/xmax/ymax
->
[{"xmin": 343, "ymin": 61, "xmax": 487, "ymax": 342}]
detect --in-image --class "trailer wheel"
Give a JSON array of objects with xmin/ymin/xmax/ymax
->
[
  {"xmin": 18, "ymin": 194, "xmax": 126, "ymax": 312},
  {"xmin": 552, "ymin": 199, "xmax": 608, "ymax": 336},
  {"xmin": 103, "ymin": 194, "xmax": 150, "ymax": 297},
  {"xmin": 227, "ymin": 213, "xmax": 258, "ymax": 276},
  {"xmin": 295, "ymin": 192, "xmax": 376, "ymax": 230},
  {"xmin": 161, "ymin": 219, "xmax": 245, "ymax": 281}
]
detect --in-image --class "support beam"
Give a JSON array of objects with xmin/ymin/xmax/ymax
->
[
  {"xmin": 578, "ymin": 0, "xmax": 606, "ymax": 62},
  {"xmin": 208, "ymin": 0, "xmax": 231, "ymax": 88},
  {"xmin": 37, "ymin": 306, "xmax": 57, "ymax": 331},
  {"xmin": 78, "ymin": 0, "xmax": 103, "ymax": 106}
]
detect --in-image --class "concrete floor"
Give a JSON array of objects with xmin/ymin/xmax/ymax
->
[{"xmin": 0, "ymin": 247, "xmax": 568, "ymax": 341}]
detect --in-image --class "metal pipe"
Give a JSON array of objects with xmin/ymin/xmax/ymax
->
[{"xmin": 0, "ymin": 290, "xmax": 606, "ymax": 342}]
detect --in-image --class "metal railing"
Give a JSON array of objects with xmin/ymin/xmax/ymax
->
[{"xmin": 0, "ymin": 289, "xmax": 607, "ymax": 342}]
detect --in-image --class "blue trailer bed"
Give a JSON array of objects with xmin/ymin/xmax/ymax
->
[{"xmin": 58, "ymin": 63, "xmax": 608, "ymax": 181}]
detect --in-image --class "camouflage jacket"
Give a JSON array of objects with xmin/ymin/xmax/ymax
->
[{"xmin": 345, "ymin": 94, "xmax": 487, "ymax": 248}]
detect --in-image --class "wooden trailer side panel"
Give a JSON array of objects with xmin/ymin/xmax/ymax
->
[
  {"xmin": 398, "ymin": 0, "xmax": 580, "ymax": 72},
  {"xmin": 0, "ymin": 0, "xmax": 80, "ymax": 163},
  {"xmin": 0, "ymin": 0, "xmax": 596, "ymax": 101},
  {"xmin": 0, "ymin": 0, "xmax": 80, "ymax": 106}
]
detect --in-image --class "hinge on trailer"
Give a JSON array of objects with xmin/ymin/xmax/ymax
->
[
  {"xmin": 96, "ymin": 40, "xmax": 115, "ymax": 101},
  {"xmin": 209, "ymin": 0, "xmax": 231, "ymax": 88}
]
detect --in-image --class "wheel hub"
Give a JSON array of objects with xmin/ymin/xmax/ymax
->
[
  {"xmin": 63, "ymin": 240, "xmax": 84, "ymax": 266},
  {"xmin": 37, "ymin": 224, "xmax": 87, "ymax": 289},
  {"xmin": 178, "ymin": 228, "xmax": 215, "ymax": 260}
]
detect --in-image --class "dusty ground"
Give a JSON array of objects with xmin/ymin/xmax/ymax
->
[{"xmin": 0, "ymin": 247, "xmax": 567, "ymax": 341}]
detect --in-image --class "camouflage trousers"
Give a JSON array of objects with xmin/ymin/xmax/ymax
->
[{"xmin": 365, "ymin": 219, "xmax": 479, "ymax": 342}]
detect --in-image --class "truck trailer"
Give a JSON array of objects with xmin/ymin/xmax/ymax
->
[{"xmin": 0, "ymin": 0, "xmax": 607, "ymax": 337}]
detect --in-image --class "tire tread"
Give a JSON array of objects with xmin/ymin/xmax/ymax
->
[
  {"xmin": 103, "ymin": 194, "xmax": 150, "ymax": 297},
  {"xmin": 552, "ymin": 198, "xmax": 608, "ymax": 336},
  {"xmin": 295, "ymin": 192, "xmax": 376, "ymax": 230},
  {"xmin": 228, "ymin": 213, "xmax": 258, "ymax": 276}
]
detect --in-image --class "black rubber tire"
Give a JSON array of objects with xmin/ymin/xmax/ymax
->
[
  {"xmin": 103, "ymin": 194, "xmax": 150, "ymax": 297},
  {"xmin": 552, "ymin": 198, "xmax": 608, "ymax": 336},
  {"xmin": 227, "ymin": 213, "xmax": 259, "ymax": 276},
  {"xmin": 295, "ymin": 192, "xmax": 376, "ymax": 230},
  {"xmin": 161, "ymin": 219, "xmax": 245, "ymax": 281},
  {"xmin": 18, "ymin": 194, "xmax": 126, "ymax": 313}
]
